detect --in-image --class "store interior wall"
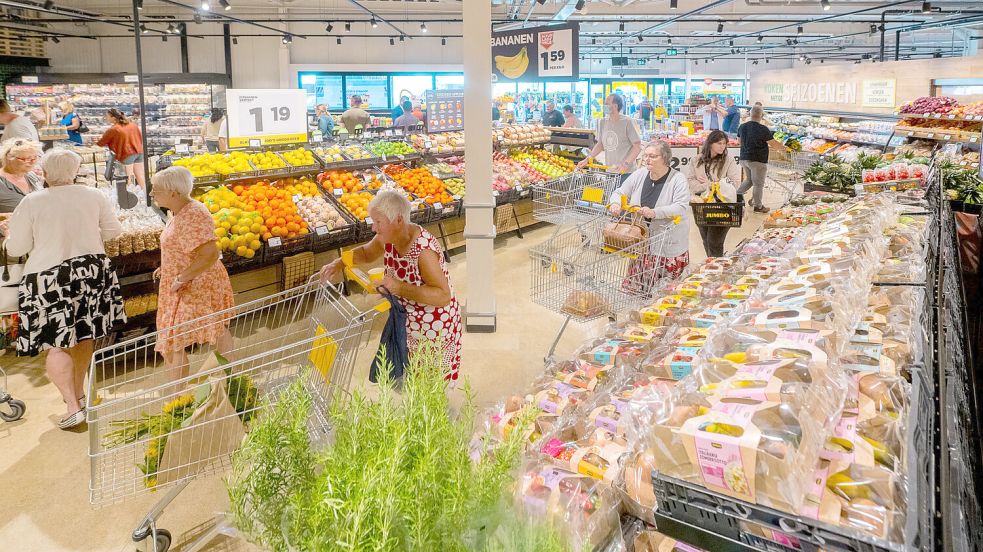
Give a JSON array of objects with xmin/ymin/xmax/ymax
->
[{"xmin": 43, "ymin": 21, "xmax": 793, "ymax": 91}]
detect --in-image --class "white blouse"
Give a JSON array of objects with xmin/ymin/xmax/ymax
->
[{"xmin": 5, "ymin": 185, "xmax": 123, "ymax": 275}]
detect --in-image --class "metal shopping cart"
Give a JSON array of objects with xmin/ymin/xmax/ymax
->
[
  {"xmin": 0, "ymin": 313, "xmax": 24, "ymax": 422},
  {"xmin": 529, "ymin": 211, "xmax": 676, "ymax": 362},
  {"xmin": 765, "ymin": 149, "xmax": 819, "ymax": 206},
  {"xmin": 531, "ymin": 169, "xmax": 620, "ymax": 229},
  {"xmin": 86, "ymin": 279, "xmax": 386, "ymax": 552}
]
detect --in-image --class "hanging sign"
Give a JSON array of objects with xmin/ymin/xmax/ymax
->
[
  {"xmin": 226, "ymin": 89, "xmax": 309, "ymax": 147},
  {"xmin": 492, "ymin": 22, "xmax": 579, "ymax": 82}
]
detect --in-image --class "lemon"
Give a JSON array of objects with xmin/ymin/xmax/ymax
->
[
  {"xmin": 249, "ymin": 239, "xmax": 261, "ymax": 250},
  {"xmin": 236, "ymin": 245, "xmax": 249, "ymax": 257},
  {"xmin": 243, "ymin": 248, "xmax": 256, "ymax": 259},
  {"xmin": 214, "ymin": 227, "xmax": 226, "ymax": 238}
]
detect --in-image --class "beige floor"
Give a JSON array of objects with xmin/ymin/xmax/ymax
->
[{"xmin": 0, "ymin": 203, "xmax": 775, "ymax": 551}]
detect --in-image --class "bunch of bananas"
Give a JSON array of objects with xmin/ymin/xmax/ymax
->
[{"xmin": 495, "ymin": 47, "xmax": 530, "ymax": 79}]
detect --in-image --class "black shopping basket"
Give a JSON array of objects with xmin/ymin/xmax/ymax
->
[{"xmin": 690, "ymin": 201, "xmax": 744, "ymax": 227}]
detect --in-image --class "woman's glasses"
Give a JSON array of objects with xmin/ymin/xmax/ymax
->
[{"xmin": 13, "ymin": 156, "xmax": 38, "ymax": 163}]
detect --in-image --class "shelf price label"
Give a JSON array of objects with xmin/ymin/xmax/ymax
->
[
  {"xmin": 333, "ymin": 188, "xmax": 343, "ymax": 196},
  {"xmin": 944, "ymin": 135, "xmax": 952, "ymax": 141},
  {"xmin": 227, "ymin": 89, "xmax": 308, "ymax": 148},
  {"xmin": 434, "ymin": 202, "xmax": 443, "ymax": 210},
  {"xmin": 292, "ymin": 194, "xmax": 301, "ymax": 203},
  {"xmin": 315, "ymin": 225, "xmax": 329, "ymax": 236},
  {"xmin": 268, "ymin": 237, "xmax": 282, "ymax": 248},
  {"xmin": 926, "ymin": 133, "xmax": 935, "ymax": 139},
  {"xmin": 365, "ymin": 217, "xmax": 374, "ymax": 225}
]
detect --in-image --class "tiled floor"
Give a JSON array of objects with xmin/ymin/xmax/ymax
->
[{"xmin": 0, "ymin": 203, "xmax": 774, "ymax": 551}]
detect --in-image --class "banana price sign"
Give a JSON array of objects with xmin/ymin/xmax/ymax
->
[
  {"xmin": 226, "ymin": 89, "xmax": 309, "ymax": 147},
  {"xmin": 492, "ymin": 22, "xmax": 579, "ymax": 82}
]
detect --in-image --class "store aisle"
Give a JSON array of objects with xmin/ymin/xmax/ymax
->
[{"xmin": 0, "ymin": 206, "xmax": 770, "ymax": 551}]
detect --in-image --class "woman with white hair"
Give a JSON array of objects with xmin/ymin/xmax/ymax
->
[
  {"xmin": 150, "ymin": 166, "xmax": 234, "ymax": 382},
  {"xmin": 3, "ymin": 148, "xmax": 124, "ymax": 429},
  {"xmin": 609, "ymin": 140, "xmax": 691, "ymax": 287},
  {"xmin": 0, "ymin": 138, "xmax": 43, "ymax": 213},
  {"xmin": 319, "ymin": 189, "xmax": 463, "ymax": 382}
]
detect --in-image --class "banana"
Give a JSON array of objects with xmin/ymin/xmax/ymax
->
[
  {"xmin": 496, "ymin": 47, "xmax": 529, "ymax": 79},
  {"xmin": 861, "ymin": 436, "xmax": 896, "ymax": 469},
  {"xmin": 826, "ymin": 471, "xmax": 871, "ymax": 501},
  {"xmin": 825, "ymin": 436, "xmax": 855, "ymax": 453},
  {"xmin": 703, "ymin": 422, "xmax": 745, "ymax": 437}
]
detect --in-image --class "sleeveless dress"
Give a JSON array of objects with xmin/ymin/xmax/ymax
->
[{"xmin": 383, "ymin": 227, "xmax": 462, "ymax": 381}]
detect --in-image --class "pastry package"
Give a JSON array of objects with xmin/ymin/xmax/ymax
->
[
  {"xmin": 469, "ymin": 398, "xmax": 549, "ymax": 462},
  {"xmin": 538, "ymin": 425, "xmax": 629, "ymax": 484},
  {"xmin": 562, "ymin": 290, "xmax": 610, "ymax": 318}
]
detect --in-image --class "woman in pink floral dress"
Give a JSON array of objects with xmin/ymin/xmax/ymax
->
[
  {"xmin": 320, "ymin": 189, "xmax": 462, "ymax": 381},
  {"xmin": 151, "ymin": 166, "xmax": 234, "ymax": 381}
]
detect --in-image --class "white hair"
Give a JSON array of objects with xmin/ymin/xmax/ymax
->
[
  {"xmin": 368, "ymin": 189, "xmax": 412, "ymax": 224},
  {"xmin": 151, "ymin": 166, "xmax": 194, "ymax": 197},
  {"xmin": 646, "ymin": 140, "xmax": 673, "ymax": 165},
  {"xmin": 750, "ymin": 106, "xmax": 765, "ymax": 120},
  {"xmin": 0, "ymin": 137, "xmax": 41, "ymax": 169},
  {"xmin": 40, "ymin": 148, "xmax": 82, "ymax": 186}
]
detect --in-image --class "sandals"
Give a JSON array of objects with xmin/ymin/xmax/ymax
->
[{"xmin": 58, "ymin": 408, "xmax": 86, "ymax": 429}]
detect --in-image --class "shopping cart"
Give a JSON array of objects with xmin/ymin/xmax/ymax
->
[
  {"xmin": 531, "ymin": 169, "xmax": 620, "ymax": 228},
  {"xmin": 765, "ymin": 150, "xmax": 818, "ymax": 206},
  {"xmin": 529, "ymin": 211, "xmax": 676, "ymax": 361},
  {"xmin": 0, "ymin": 313, "xmax": 24, "ymax": 422},
  {"xmin": 86, "ymin": 278, "xmax": 386, "ymax": 552}
]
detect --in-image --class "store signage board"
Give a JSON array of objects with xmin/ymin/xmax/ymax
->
[
  {"xmin": 424, "ymin": 89, "xmax": 464, "ymax": 133},
  {"xmin": 21, "ymin": 76, "xmax": 38, "ymax": 84},
  {"xmin": 861, "ymin": 79, "xmax": 896, "ymax": 108},
  {"xmin": 491, "ymin": 22, "xmax": 579, "ymax": 82},
  {"xmin": 227, "ymin": 89, "xmax": 308, "ymax": 148},
  {"xmin": 124, "ymin": 75, "xmax": 139, "ymax": 83}
]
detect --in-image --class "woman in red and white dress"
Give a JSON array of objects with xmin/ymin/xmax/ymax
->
[{"xmin": 320, "ymin": 189, "xmax": 462, "ymax": 381}]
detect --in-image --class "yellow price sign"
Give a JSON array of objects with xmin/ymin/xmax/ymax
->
[
  {"xmin": 309, "ymin": 325, "xmax": 339, "ymax": 382},
  {"xmin": 581, "ymin": 186, "xmax": 604, "ymax": 204}
]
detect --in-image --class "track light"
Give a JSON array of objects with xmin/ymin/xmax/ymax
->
[
  {"xmin": 194, "ymin": 12, "xmax": 202, "ymax": 24},
  {"xmin": 371, "ymin": 18, "xmax": 378, "ymax": 28},
  {"xmin": 136, "ymin": 0, "xmax": 143, "ymax": 9},
  {"xmin": 869, "ymin": 24, "xmax": 877, "ymax": 35},
  {"xmin": 162, "ymin": 35, "xmax": 167, "ymax": 42},
  {"xmin": 757, "ymin": 35, "xmax": 763, "ymax": 43},
  {"xmin": 670, "ymin": 0, "xmax": 677, "ymax": 8},
  {"xmin": 799, "ymin": 54, "xmax": 805, "ymax": 60},
  {"xmin": 140, "ymin": 24, "xmax": 148, "ymax": 34},
  {"xmin": 200, "ymin": 1, "xmax": 210, "ymax": 11},
  {"xmin": 694, "ymin": 59, "xmax": 699, "ymax": 65},
  {"xmin": 179, "ymin": 23, "xmax": 186, "ymax": 33},
  {"xmin": 717, "ymin": 23, "xmax": 724, "ymax": 33},
  {"xmin": 42, "ymin": 0, "xmax": 53, "ymax": 8},
  {"xmin": 592, "ymin": 37, "xmax": 596, "ymax": 45},
  {"xmin": 441, "ymin": 37, "xmax": 447, "ymax": 45},
  {"xmin": 765, "ymin": 58, "xmax": 769, "ymax": 63},
  {"xmin": 166, "ymin": 23, "xmax": 177, "ymax": 33},
  {"xmin": 399, "ymin": 35, "xmax": 405, "ymax": 42},
  {"xmin": 922, "ymin": 2, "xmax": 931, "ymax": 13},
  {"xmin": 232, "ymin": 37, "xmax": 237, "ymax": 44},
  {"xmin": 337, "ymin": 37, "xmax": 342, "ymax": 45},
  {"xmin": 797, "ymin": 26, "xmax": 803, "ymax": 35},
  {"xmin": 575, "ymin": 0, "xmax": 586, "ymax": 11},
  {"xmin": 282, "ymin": 34, "xmax": 292, "ymax": 44},
  {"xmin": 619, "ymin": 22, "xmax": 625, "ymax": 32},
  {"xmin": 390, "ymin": 38, "xmax": 394, "ymax": 45},
  {"xmin": 637, "ymin": 35, "xmax": 643, "ymax": 43},
  {"xmin": 220, "ymin": 0, "xmax": 231, "ymax": 10},
  {"xmin": 421, "ymin": 22, "xmax": 427, "ymax": 32},
  {"xmin": 345, "ymin": 22, "xmax": 351, "ymax": 32},
  {"xmin": 752, "ymin": 59, "xmax": 759, "ymax": 65},
  {"xmin": 667, "ymin": 37, "xmax": 672, "ymax": 44},
  {"xmin": 326, "ymin": 23, "xmax": 333, "ymax": 32},
  {"xmin": 805, "ymin": 59, "xmax": 812, "ymax": 64},
  {"xmin": 729, "ymin": 39, "xmax": 734, "ymax": 46},
  {"xmin": 536, "ymin": 0, "xmax": 546, "ymax": 4},
  {"xmin": 792, "ymin": 38, "xmax": 798, "ymax": 45},
  {"xmin": 821, "ymin": 0, "xmax": 830, "ymax": 10},
  {"xmin": 51, "ymin": 36, "xmax": 60, "ymax": 43}
]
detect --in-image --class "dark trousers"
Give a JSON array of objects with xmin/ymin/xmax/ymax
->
[{"xmin": 698, "ymin": 225, "xmax": 730, "ymax": 258}]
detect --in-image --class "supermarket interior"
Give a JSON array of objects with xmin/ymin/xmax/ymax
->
[{"xmin": 0, "ymin": 1, "xmax": 982, "ymax": 551}]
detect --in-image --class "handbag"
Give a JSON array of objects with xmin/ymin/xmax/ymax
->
[
  {"xmin": 76, "ymin": 115, "xmax": 89, "ymax": 134},
  {"xmin": 0, "ymin": 243, "xmax": 24, "ymax": 314},
  {"xmin": 603, "ymin": 212, "xmax": 648, "ymax": 251},
  {"xmin": 369, "ymin": 287, "xmax": 410, "ymax": 383}
]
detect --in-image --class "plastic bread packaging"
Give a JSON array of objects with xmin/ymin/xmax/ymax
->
[
  {"xmin": 537, "ymin": 424, "xmax": 630, "ymax": 484},
  {"xmin": 575, "ymin": 335, "xmax": 654, "ymax": 373},
  {"xmin": 631, "ymin": 529, "xmax": 708, "ymax": 552},
  {"xmin": 561, "ymin": 290, "xmax": 610, "ymax": 319},
  {"xmin": 547, "ymin": 358, "xmax": 621, "ymax": 394},
  {"xmin": 581, "ymin": 372, "xmax": 676, "ymax": 439},
  {"xmin": 640, "ymin": 345, "xmax": 702, "ymax": 382},
  {"xmin": 603, "ymin": 320, "xmax": 673, "ymax": 347},
  {"xmin": 514, "ymin": 459, "xmax": 622, "ymax": 551},
  {"xmin": 469, "ymin": 397, "xmax": 551, "ymax": 463}
]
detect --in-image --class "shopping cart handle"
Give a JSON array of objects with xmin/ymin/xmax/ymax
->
[{"xmin": 343, "ymin": 266, "xmax": 391, "ymax": 313}]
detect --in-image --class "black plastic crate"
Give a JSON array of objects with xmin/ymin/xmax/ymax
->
[
  {"xmin": 221, "ymin": 248, "xmax": 264, "ymax": 274},
  {"xmin": 426, "ymin": 199, "xmax": 463, "ymax": 223},
  {"xmin": 690, "ymin": 202, "xmax": 744, "ymax": 227},
  {"xmin": 803, "ymin": 182, "xmax": 856, "ymax": 196},
  {"xmin": 262, "ymin": 233, "xmax": 313, "ymax": 264},
  {"xmin": 309, "ymin": 205, "xmax": 357, "ymax": 253}
]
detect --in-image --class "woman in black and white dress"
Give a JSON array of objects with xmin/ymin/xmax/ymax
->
[{"xmin": 3, "ymin": 148, "xmax": 125, "ymax": 429}]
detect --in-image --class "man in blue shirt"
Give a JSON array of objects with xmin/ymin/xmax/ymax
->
[
  {"xmin": 392, "ymin": 95, "xmax": 409, "ymax": 120},
  {"xmin": 696, "ymin": 96, "xmax": 728, "ymax": 131},
  {"xmin": 722, "ymin": 96, "xmax": 740, "ymax": 135}
]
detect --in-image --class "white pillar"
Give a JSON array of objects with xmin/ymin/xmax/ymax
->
[{"xmin": 462, "ymin": 0, "xmax": 497, "ymax": 332}]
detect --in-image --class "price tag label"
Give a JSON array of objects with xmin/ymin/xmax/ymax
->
[
  {"xmin": 933, "ymin": 113, "xmax": 942, "ymax": 119},
  {"xmin": 268, "ymin": 237, "xmax": 282, "ymax": 248},
  {"xmin": 292, "ymin": 194, "xmax": 301, "ymax": 203},
  {"xmin": 385, "ymin": 129, "xmax": 393, "ymax": 137},
  {"xmin": 515, "ymin": 185, "xmax": 523, "ymax": 192},
  {"xmin": 927, "ymin": 133, "xmax": 935, "ymax": 139},
  {"xmin": 21, "ymin": 76, "xmax": 38, "ymax": 84},
  {"xmin": 333, "ymin": 188, "xmax": 343, "ymax": 196},
  {"xmin": 949, "ymin": 114, "xmax": 957, "ymax": 120},
  {"xmin": 249, "ymin": 138, "xmax": 262, "ymax": 148},
  {"xmin": 365, "ymin": 216, "xmax": 374, "ymax": 225},
  {"xmin": 315, "ymin": 225, "xmax": 328, "ymax": 236},
  {"xmin": 975, "ymin": 115, "xmax": 983, "ymax": 121},
  {"xmin": 227, "ymin": 88, "xmax": 308, "ymax": 148},
  {"xmin": 493, "ymin": 190, "xmax": 500, "ymax": 197},
  {"xmin": 175, "ymin": 143, "xmax": 190, "ymax": 154},
  {"xmin": 944, "ymin": 135, "xmax": 952, "ymax": 141},
  {"xmin": 971, "ymin": 135, "xmax": 979, "ymax": 143},
  {"xmin": 362, "ymin": 174, "xmax": 372, "ymax": 184},
  {"xmin": 923, "ymin": 113, "xmax": 931, "ymax": 118},
  {"xmin": 906, "ymin": 131, "xmax": 914, "ymax": 137},
  {"xmin": 382, "ymin": 155, "xmax": 388, "ymax": 162},
  {"xmin": 425, "ymin": 141, "xmax": 433, "ymax": 149},
  {"xmin": 961, "ymin": 160, "xmax": 969, "ymax": 166},
  {"xmin": 496, "ymin": 131, "xmax": 505, "ymax": 140},
  {"xmin": 434, "ymin": 202, "xmax": 444, "ymax": 210},
  {"xmin": 124, "ymin": 75, "xmax": 139, "ymax": 83},
  {"xmin": 452, "ymin": 194, "xmax": 462, "ymax": 200}
]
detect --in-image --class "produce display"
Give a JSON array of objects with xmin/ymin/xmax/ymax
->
[
  {"xmin": 104, "ymin": 204, "xmax": 165, "ymax": 257},
  {"xmin": 200, "ymin": 187, "xmax": 264, "ymax": 259},
  {"xmin": 497, "ymin": 124, "xmax": 552, "ymax": 146},
  {"xmin": 273, "ymin": 176, "xmax": 319, "ymax": 197},
  {"xmin": 316, "ymin": 169, "xmax": 366, "ymax": 193},
  {"xmin": 363, "ymin": 140, "xmax": 417, "ymax": 157},
  {"xmin": 172, "ymin": 151, "xmax": 254, "ymax": 178},
  {"xmin": 313, "ymin": 145, "xmax": 345, "ymax": 164},
  {"xmin": 337, "ymin": 191, "xmax": 375, "ymax": 221},
  {"xmin": 295, "ymin": 195, "xmax": 349, "ymax": 230},
  {"xmin": 385, "ymin": 165, "xmax": 455, "ymax": 205},
  {"xmin": 804, "ymin": 152, "xmax": 930, "ymax": 194},
  {"xmin": 279, "ymin": 147, "xmax": 318, "ymax": 167},
  {"xmin": 509, "ymin": 148, "xmax": 576, "ymax": 179},
  {"xmin": 340, "ymin": 143, "xmax": 374, "ymax": 160},
  {"xmin": 246, "ymin": 150, "xmax": 287, "ymax": 171},
  {"xmin": 896, "ymin": 97, "xmax": 983, "ymax": 135},
  {"xmin": 409, "ymin": 132, "xmax": 465, "ymax": 152},
  {"xmin": 234, "ymin": 181, "xmax": 308, "ymax": 240},
  {"xmin": 443, "ymin": 177, "xmax": 466, "ymax": 197},
  {"xmin": 940, "ymin": 157, "xmax": 983, "ymax": 205},
  {"xmin": 661, "ymin": 134, "xmax": 739, "ymax": 147}
]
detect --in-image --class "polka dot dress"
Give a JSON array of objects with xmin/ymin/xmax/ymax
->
[{"xmin": 384, "ymin": 228, "xmax": 463, "ymax": 381}]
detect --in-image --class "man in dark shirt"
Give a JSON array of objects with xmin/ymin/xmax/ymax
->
[
  {"xmin": 541, "ymin": 100, "xmax": 565, "ymax": 127},
  {"xmin": 736, "ymin": 105, "xmax": 779, "ymax": 213},
  {"xmin": 722, "ymin": 97, "xmax": 740, "ymax": 135}
]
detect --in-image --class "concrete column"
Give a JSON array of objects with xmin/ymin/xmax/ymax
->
[{"xmin": 462, "ymin": 0, "xmax": 497, "ymax": 332}]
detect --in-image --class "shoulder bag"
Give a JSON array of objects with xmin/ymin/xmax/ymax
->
[
  {"xmin": 0, "ymin": 243, "xmax": 24, "ymax": 314},
  {"xmin": 76, "ymin": 115, "xmax": 90, "ymax": 134}
]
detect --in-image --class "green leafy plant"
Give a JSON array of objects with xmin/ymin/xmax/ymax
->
[{"xmin": 228, "ymin": 344, "xmax": 567, "ymax": 552}]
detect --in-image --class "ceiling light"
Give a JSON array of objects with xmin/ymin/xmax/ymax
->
[
  {"xmin": 619, "ymin": 22, "xmax": 625, "ymax": 32},
  {"xmin": 870, "ymin": 24, "xmax": 877, "ymax": 35},
  {"xmin": 282, "ymin": 34, "xmax": 292, "ymax": 44},
  {"xmin": 345, "ymin": 22, "xmax": 351, "ymax": 32},
  {"xmin": 421, "ymin": 22, "xmax": 427, "ymax": 32},
  {"xmin": 799, "ymin": 54, "xmax": 805, "ymax": 60},
  {"xmin": 166, "ymin": 23, "xmax": 177, "ymax": 33},
  {"xmin": 752, "ymin": 59, "xmax": 759, "ymax": 65},
  {"xmin": 536, "ymin": 0, "xmax": 547, "ymax": 4},
  {"xmin": 178, "ymin": 23, "xmax": 186, "ymax": 33},
  {"xmin": 575, "ymin": 0, "xmax": 586, "ymax": 11},
  {"xmin": 51, "ymin": 36, "xmax": 60, "ymax": 43},
  {"xmin": 441, "ymin": 37, "xmax": 447, "ymax": 45},
  {"xmin": 805, "ymin": 59, "xmax": 812, "ymax": 64},
  {"xmin": 220, "ymin": 0, "xmax": 231, "ymax": 10},
  {"xmin": 194, "ymin": 12, "xmax": 202, "ymax": 24},
  {"xmin": 337, "ymin": 37, "xmax": 342, "ymax": 45},
  {"xmin": 922, "ymin": 2, "xmax": 931, "ymax": 14},
  {"xmin": 628, "ymin": 48, "xmax": 633, "ymax": 54},
  {"xmin": 667, "ymin": 37, "xmax": 672, "ymax": 44},
  {"xmin": 757, "ymin": 35, "xmax": 763, "ymax": 43},
  {"xmin": 42, "ymin": 0, "xmax": 53, "ymax": 8},
  {"xmin": 371, "ymin": 18, "xmax": 378, "ymax": 28},
  {"xmin": 670, "ymin": 0, "xmax": 677, "ymax": 8},
  {"xmin": 637, "ymin": 35, "xmax": 643, "ymax": 42},
  {"xmin": 717, "ymin": 23, "xmax": 724, "ymax": 33},
  {"xmin": 592, "ymin": 37, "xmax": 596, "ymax": 45},
  {"xmin": 162, "ymin": 35, "xmax": 167, "ymax": 42},
  {"xmin": 792, "ymin": 38, "xmax": 798, "ymax": 45},
  {"xmin": 136, "ymin": 0, "xmax": 143, "ymax": 9},
  {"xmin": 140, "ymin": 24, "xmax": 148, "ymax": 34},
  {"xmin": 821, "ymin": 0, "xmax": 830, "ymax": 10},
  {"xmin": 399, "ymin": 35, "xmax": 405, "ymax": 42},
  {"xmin": 326, "ymin": 23, "xmax": 333, "ymax": 32},
  {"xmin": 390, "ymin": 38, "xmax": 394, "ymax": 45},
  {"xmin": 797, "ymin": 26, "xmax": 803, "ymax": 35},
  {"xmin": 232, "ymin": 37, "xmax": 237, "ymax": 44},
  {"xmin": 729, "ymin": 39, "xmax": 733, "ymax": 46},
  {"xmin": 200, "ymin": 1, "xmax": 210, "ymax": 11}
]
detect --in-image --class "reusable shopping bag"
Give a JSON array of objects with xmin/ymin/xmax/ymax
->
[{"xmin": 369, "ymin": 288, "xmax": 409, "ymax": 383}]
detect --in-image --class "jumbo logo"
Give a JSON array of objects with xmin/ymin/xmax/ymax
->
[{"xmin": 540, "ymin": 31, "xmax": 554, "ymax": 50}]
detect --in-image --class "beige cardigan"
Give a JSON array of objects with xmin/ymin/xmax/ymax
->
[{"xmin": 685, "ymin": 154, "xmax": 741, "ymax": 201}]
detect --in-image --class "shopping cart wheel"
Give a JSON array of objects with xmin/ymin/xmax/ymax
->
[
  {"xmin": 138, "ymin": 528, "xmax": 171, "ymax": 552},
  {"xmin": 0, "ymin": 398, "xmax": 24, "ymax": 422}
]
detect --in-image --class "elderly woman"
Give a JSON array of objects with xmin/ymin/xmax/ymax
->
[
  {"xmin": 686, "ymin": 130, "xmax": 741, "ymax": 258},
  {"xmin": 319, "ymin": 189, "xmax": 463, "ymax": 382},
  {"xmin": 150, "ymin": 166, "xmax": 234, "ymax": 382},
  {"xmin": 609, "ymin": 140, "xmax": 691, "ymax": 288},
  {"xmin": 0, "ymin": 138, "xmax": 43, "ymax": 213},
  {"xmin": 3, "ymin": 149, "xmax": 124, "ymax": 429}
]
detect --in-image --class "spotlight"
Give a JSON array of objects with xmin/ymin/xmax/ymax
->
[
  {"xmin": 42, "ymin": 0, "xmax": 53, "ymax": 8},
  {"xmin": 390, "ymin": 38, "xmax": 394, "ymax": 45},
  {"xmin": 592, "ymin": 37, "xmax": 596, "ymax": 45},
  {"xmin": 282, "ymin": 34, "xmax": 292, "ymax": 44},
  {"xmin": 178, "ymin": 23, "xmax": 186, "ymax": 33},
  {"xmin": 637, "ymin": 35, "xmax": 643, "ymax": 42},
  {"xmin": 232, "ymin": 37, "xmax": 237, "ymax": 44},
  {"xmin": 162, "ymin": 35, "xmax": 167, "ymax": 42},
  {"xmin": 166, "ymin": 23, "xmax": 177, "ymax": 33},
  {"xmin": 922, "ymin": 2, "xmax": 931, "ymax": 14},
  {"xmin": 200, "ymin": 1, "xmax": 210, "ymax": 11},
  {"xmin": 140, "ymin": 24, "xmax": 148, "ymax": 34},
  {"xmin": 752, "ymin": 59, "xmax": 759, "ymax": 65},
  {"xmin": 619, "ymin": 21, "xmax": 625, "ymax": 32},
  {"xmin": 371, "ymin": 18, "xmax": 378, "ymax": 28},
  {"xmin": 51, "ymin": 36, "xmax": 59, "ymax": 43},
  {"xmin": 799, "ymin": 54, "xmax": 805, "ymax": 60},
  {"xmin": 575, "ymin": 0, "xmax": 586, "ymax": 11},
  {"xmin": 421, "ymin": 22, "xmax": 427, "ymax": 32},
  {"xmin": 869, "ymin": 24, "xmax": 877, "ymax": 35},
  {"xmin": 137, "ymin": 0, "xmax": 143, "ymax": 9},
  {"xmin": 717, "ymin": 23, "xmax": 723, "ymax": 33},
  {"xmin": 220, "ymin": 0, "xmax": 231, "ymax": 10},
  {"xmin": 729, "ymin": 39, "xmax": 734, "ymax": 46},
  {"xmin": 399, "ymin": 35, "xmax": 405, "ymax": 42},
  {"xmin": 629, "ymin": 48, "xmax": 633, "ymax": 54},
  {"xmin": 805, "ymin": 59, "xmax": 812, "ymax": 64},
  {"xmin": 667, "ymin": 37, "xmax": 672, "ymax": 44},
  {"xmin": 337, "ymin": 37, "xmax": 342, "ymax": 45},
  {"xmin": 694, "ymin": 59, "xmax": 699, "ymax": 65},
  {"xmin": 536, "ymin": 0, "xmax": 546, "ymax": 4},
  {"xmin": 670, "ymin": 0, "xmax": 677, "ymax": 8},
  {"xmin": 441, "ymin": 37, "xmax": 446, "ymax": 45},
  {"xmin": 821, "ymin": 0, "xmax": 830, "ymax": 9},
  {"xmin": 765, "ymin": 58, "xmax": 769, "ymax": 63},
  {"xmin": 792, "ymin": 38, "xmax": 798, "ymax": 45},
  {"xmin": 326, "ymin": 23, "xmax": 333, "ymax": 32},
  {"xmin": 797, "ymin": 26, "xmax": 803, "ymax": 35},
  {"xmin": 757, "ymin": 35, "xmax": 763, "ymax": 43},
  {"xmin": 345, "ymin": 22, "xmax": 351, "ymax": 32},
  {"xmin": 194, "ymin": 12, "xmax": 202, "ymax": 24}
]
